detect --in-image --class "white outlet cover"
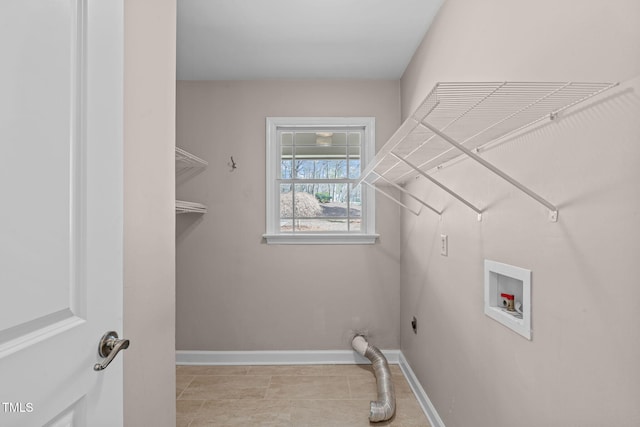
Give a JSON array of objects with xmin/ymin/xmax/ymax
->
[{"xmin": 440, "ymin": 234, "xmax": 448, "ymax": 256}]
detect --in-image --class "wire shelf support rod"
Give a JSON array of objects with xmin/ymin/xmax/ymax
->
[
  {"xmin": 421, "ymin": 121, "xmax": 558, "ymax": 222},
  {"xmin": 390, "ymin": 152, "xmax": 483, "ymax": 221}
]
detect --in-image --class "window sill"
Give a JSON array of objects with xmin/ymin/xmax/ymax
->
[{"xmin": 263, "ymin": 233, "xmax": 379, "ymax": 245}]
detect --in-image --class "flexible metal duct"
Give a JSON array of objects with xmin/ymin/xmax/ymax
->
[{"xmin": 351, "ymin": 335, "xmax": 396, "ymax": 422}]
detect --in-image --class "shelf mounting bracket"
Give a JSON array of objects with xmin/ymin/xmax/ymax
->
[
  {"xmin": 421, "ymin": 121, "xmax": 559, "ymax": 222},
  {"xmin": 391, "ymin": 152, "xmax": 483, "ymax": 221},
  {"xmin": 361, "ymin": 180, "xmax": 423, "ymax": 216},
  {"xmin": 371, "ymin": 172, "xmax": 441, "ymax": 217}
]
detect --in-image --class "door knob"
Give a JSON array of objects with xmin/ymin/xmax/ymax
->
[{"xmin": 94, "ymin": 331, "xmax": 130, "ymax": 371}]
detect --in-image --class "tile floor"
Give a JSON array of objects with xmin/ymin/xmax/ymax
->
[{"xmin": 176, "ymin": 364, "xmax": 431, "ymax": 426}]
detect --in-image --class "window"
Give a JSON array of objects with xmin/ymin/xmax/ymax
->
[{"xmin": 264, "ymin": 117, "xmax": 377, "ymax": 244}]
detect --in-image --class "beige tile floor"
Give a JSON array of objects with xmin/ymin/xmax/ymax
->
[{"xmin": 176, "ymin": 364, "xmax": 431, "ymax": 427}]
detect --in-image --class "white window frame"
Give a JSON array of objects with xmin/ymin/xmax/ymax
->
[{"xmin": 264, "ymin": 117, "xmax": 378, "ymax": 245}]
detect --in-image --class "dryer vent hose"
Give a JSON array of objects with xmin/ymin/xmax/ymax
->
[{"xmin": 351, "ymin": 335, "xmax": 396, "ymax": 422}]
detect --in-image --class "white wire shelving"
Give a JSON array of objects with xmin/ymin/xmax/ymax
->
[
  {"xmin": 176, "ymin": 146, "xmax": 208, "ymax": 170},
  {"xmin": 355, "ymin": 81, "xmax": 619, "ymax": 222},
  {"xmin": 175, "ymin": 147, "xmax": 208, "ymax": 214},
  {"xmin": 175, "ymin": 200, "xmax": 208, "ymax": 214}
]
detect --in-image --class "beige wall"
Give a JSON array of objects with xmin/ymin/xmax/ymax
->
[
  {"xmin": 400, "ymin": 1, "xmax": 640, "ymax": 426},
  {"xmin": 176, "ymin": 80, "xmax": 402, "ymax": 351},
  {"xmin": 401, "ymin": 0, "xmax": 640, "ymax": 118},
  {"xmin": 123, "ymin": 0, "xmax": 176, "ymax": 425}
]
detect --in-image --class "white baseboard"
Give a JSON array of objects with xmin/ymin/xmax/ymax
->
[
  {"xmin": 398, "ymin": 352, "xmax": 445, "ymax": 427},
  {"xmin": 176, "ymin": 349, "xmax": 444, "ymax": 427},
  {"xmin": 176, "ymin": 349, "xmax": 400, "ymax": 366}
]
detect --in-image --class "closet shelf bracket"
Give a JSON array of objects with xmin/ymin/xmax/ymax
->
[
  {"xmin": 421, "ymin": 121, "xmax": 558, "ymax": 222},
  {"xmin": 390, "ymin": 151, "xmax": 483, "ymax": 221},
  {"xmin": 362, "ymin": 180, "xmax": 422, "ymax": 216},
  {"xmin": 371, "ymin": 172, "xmax": 441, "ymax": 217}
]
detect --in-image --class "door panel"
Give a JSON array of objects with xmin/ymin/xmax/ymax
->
[
  {"xmin": 1, "ymin": 0, "xmax": 79, "ymax": 333},
  {"xmin": 0, "ymin": 0, "xmax": 123, "ymax": 426}
]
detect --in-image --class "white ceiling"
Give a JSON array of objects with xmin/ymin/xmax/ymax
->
[{"xmin": 177, "ymin": 0, "xmax": 444, "ymax": 80}]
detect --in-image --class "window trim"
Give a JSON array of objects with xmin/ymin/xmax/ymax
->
[{"xmin": 264, "ymin": 117, "xmax": 378, "ymax": 245}]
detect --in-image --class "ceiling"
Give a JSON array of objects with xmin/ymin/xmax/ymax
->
[{"xmin": 177, "ymin": 0, "xmax": 444, "ymax": 80}]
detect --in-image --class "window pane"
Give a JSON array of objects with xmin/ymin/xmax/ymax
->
[
  {"xmin": 315, "ymin": 184, "xmax": 349, "ymax": 218},
  {"xmin": 279, "ymin": 184, "xmax": 293, "ymax": 219},
  {"xmin": 293, "ymin": 132, "xmax": 317, "ymax": 146},
  {"xmin": 281, "ymin": 160, "xmax": 293, "ymax": 179},
  {"xmin": 348, "ymin": 132, "xmax": 361, "ymax": 146},
  {"xmin": 294, "ymin": 159, "xmax": 349, "ymax": 180},
  {"xmin": 350, "ymin": 183, "xmax": 362, "ymax": 204},
  {"xmin": 291, "ymin": 184, "xmax": 323, "ymax": 219},
  {"xmin": 281, "ymin": 132, "xmax": 293, "ymax": 145},
  {"xmin": 280, "ymin": 133, "xmax": 293, "ymax": 179},
  {"xmin": 348, "ymin": 185, "xmax": 362, "ymax": 232},
  {"xmin": 348, "ymin": 145, "xmax": 360, "ymax": 179},
  {"xmin": 293, "ymin": 159, "xmax": 315, "ymax": 179},
  {"xmin": 281, "ymin": 145, "xmax": 293, "ymax": 179},
  {"xmin": 331, "ymin": 159, "xmax": 348, "ymax": 179},
  {"xmin": 328, "ymin": 132, "xmax": 347, "ymax": 146}
]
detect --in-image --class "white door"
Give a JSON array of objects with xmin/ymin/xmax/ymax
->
[{"xmin": 0, "ymin": 0, "xmax": 124, "ymax": 426}]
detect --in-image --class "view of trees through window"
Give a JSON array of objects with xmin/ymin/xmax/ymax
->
[{"xmin": 279, "ymin": 130, "xmax": 363, "ymax": 232}]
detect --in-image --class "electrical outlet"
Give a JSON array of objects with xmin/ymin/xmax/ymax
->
[{"xmin": 440, "ymin": 234, "xmax": 448, "ymax": 256}]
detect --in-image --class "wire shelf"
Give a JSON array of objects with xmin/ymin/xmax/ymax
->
[
  {"xmin": 357, "ymin": 81, "xmax": 618, "ymax": 221},
  {"xmin": 175, "ymin": 200, "xmax": 207, "ymax": 214},
  {"xmin": 175, "ymin": 147, "xmax": 208, "ymax": 215},
  {"xmin": 175, "ymin": 146, "xmax": 208, "ymax": 169}
]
